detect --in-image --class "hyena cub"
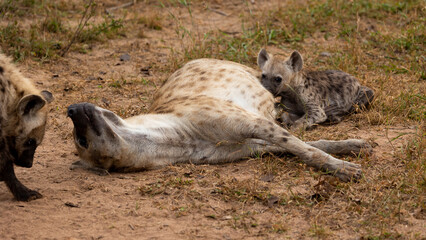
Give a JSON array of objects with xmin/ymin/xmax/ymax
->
[
  {"xmin": 0, "ymin": 54, "xmax": 53, "ymax": 201},
  {"xmin": 257, "ymin": 49, "xmax": 374, "ymax": 130}
]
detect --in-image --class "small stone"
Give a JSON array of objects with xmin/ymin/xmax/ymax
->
[
  {"xmin": 319, "ymin": 52, "xmax": 332, "ymax": 57},
  {"xmin": 260, "ymin": 173, "xmax": 274, "ymax": 182},
  {"xmin": 140, "ymin": 67, "xmax": 150, "ymax": 76},
  {"xmin": 65, "ymin": 202, "xmax": 79, "ymax": 208},
  {"xmin": 120, "ymin": 53, "xmax": 131, "ymax": 61}
]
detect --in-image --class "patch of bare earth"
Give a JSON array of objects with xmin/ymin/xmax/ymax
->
[{"xmin": 0, "ymin": 1, "xmax": 424, "ymax": 239}]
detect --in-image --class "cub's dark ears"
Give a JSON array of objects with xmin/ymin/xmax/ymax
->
[
  {"xmin": 257, "ymin": 48, "xmax": 270, "ymax": 70},
  {"xmin": 287, "ymin": 51, "xmax": 303, "ymax": 72}
]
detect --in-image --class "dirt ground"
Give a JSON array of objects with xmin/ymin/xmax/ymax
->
[{"xmin": 0, "ymin": 1, "xmax": 424, "ymax": 239}]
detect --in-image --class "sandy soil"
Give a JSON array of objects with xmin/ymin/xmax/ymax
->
[{"xmin": 0, "ymin": 1, "xmax": 424, "ymax": 239}]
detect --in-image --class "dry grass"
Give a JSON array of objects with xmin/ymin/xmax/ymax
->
[{"xmin": 0, "ymin": 0, "xmax": 424, "ymax": 239}]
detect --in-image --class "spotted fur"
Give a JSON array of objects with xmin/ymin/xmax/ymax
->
[
  {"xmin": 68, "ymin": 59, "xmax": 372, "ymax": 182},
  {"xmin": 0, "ymin": 53, "xmax": 53, "ymax": 201},
  {"xmin": 257, "ymin": 49, "xmax": 374, "ymax": 130}
]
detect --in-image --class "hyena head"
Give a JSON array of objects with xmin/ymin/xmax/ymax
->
[
  {"xmin": 257, "ymin": 49, "xmax": 303, "ymax": 96},
  {"xmin": 5, "ymin": 89, "xmax": 53, "ymax": 168},
  {"xmin": 67, "ymin": 103, "xmax": 124, "ymax": 170}
]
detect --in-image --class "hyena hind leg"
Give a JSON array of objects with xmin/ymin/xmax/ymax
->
[
  {"xmin": 307, "ymin": 139, "xmax": 373, "ymax": 156},
  {"xmin": 245, "ymin": 117, "xmax": 362, "ymax": 182}
]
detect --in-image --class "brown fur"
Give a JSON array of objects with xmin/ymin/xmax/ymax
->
[{"xmin": 0, "ymin": 53, "xmax": 53, "ymax": 201}]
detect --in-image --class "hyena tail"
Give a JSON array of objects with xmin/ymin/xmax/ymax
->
[{"xmin": 351, "ymin": 86, "xmax": 375, "ymax": 111}]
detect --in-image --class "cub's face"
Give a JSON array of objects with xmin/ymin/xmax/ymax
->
[
  {"xmin": 257, "ymin": 49, "xmax": 304, "ymax": 96},
  {"xmin": 7, "ymin": 91, "xmax": 53, "ymax": 168}
]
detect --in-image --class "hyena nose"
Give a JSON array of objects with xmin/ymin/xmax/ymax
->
[
  {"xmin": 67, "ymin": 108, "xmax": 75, "ymax": 117},
  {"xmin": 67, "ymin": 107, "xmax": 78, "ymax": 118}
]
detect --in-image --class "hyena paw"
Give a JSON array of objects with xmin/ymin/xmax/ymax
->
[
  {"xmin": 345, "ymin": 139, "xmax": 374, "ymax": 156},
  {"xmin": 290, "ymin": 120, "xmax": 306, "ymax": 132},
  {"xmin": 334, "ymin": 162, "xmax": 362, "ymax": 182},
  {"xmin": 280, "ymin": 112, "xmax": 294, "ymax": 127},
  {"xmin": 14, "ymin": 189, "xmax": 43, "ymax": 202}
]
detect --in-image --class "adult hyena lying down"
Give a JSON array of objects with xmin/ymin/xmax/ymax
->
[
  {"xmin": 67, "ymin": 59, "xmax": 371, "ymax": 182},
  {"xmin": 0, "ymin": 53, "xmax": 53, "ymax": 201}
]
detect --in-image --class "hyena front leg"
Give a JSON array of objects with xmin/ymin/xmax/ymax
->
[
  {"xmin": 242, "ymin": 117, "xmax": 362, "ymax": 182},
  {"xmin": 292, "ymin": 103, "xmax": 327, "ymax": 131},
  {"xmin": 1, "ymin": 153, "xmax": 42, "ymax": 201}
]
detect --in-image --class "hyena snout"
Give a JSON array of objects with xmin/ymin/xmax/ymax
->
[
  {"xmin": 67, "ymin": 103, "xmax": 104, "ymax": 149},
  {"xmin": 15, "ymin": 148, "xmax": 36, "ymax": 168},
  {"xmin": 7, "ymin": 137, "xmax": 36, "ymax": 168}
]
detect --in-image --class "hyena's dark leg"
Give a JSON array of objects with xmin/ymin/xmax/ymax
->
[{"xmin": 1, "ymin": 151, "xmax": 42, "ymax": 201}]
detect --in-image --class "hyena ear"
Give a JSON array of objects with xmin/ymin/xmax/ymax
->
[
  {"xmin": 40, "ymin": 90, "xmax": 53, "ymax": 103},
  {"xmin": 287, "ymin": 51, "xmax": 303, "ymax": 72},
  {"xmin": 18, "ymin": 94, "xmax": 46, "ymax": 116},
  {"xmin": 257, "ymin": 48, "xmax": 270, "ymax": 70}
]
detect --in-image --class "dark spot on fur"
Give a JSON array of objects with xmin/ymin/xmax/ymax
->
[
  {"xmin": 268, "ymin": 134, "xmax": 274, "ymax": 138},
  {"xmin": 282, "ymin": 137, "xmax": 288, "ymax": 142},
  {"xmin": 0, "ymin": 66, "xmax": 3, "ymax": 74},
  {"xmin": 282, "ymin": 131, "xmax": 290, "ymax": 136},
  {"xmin": 200, "ymin": 71, "xmax": 206, "ymax": 75},
  {"xmin": 200, "ymin": 76, "xmax": 207, "ymax": 81}
]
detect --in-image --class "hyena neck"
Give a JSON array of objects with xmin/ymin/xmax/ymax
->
[
  {"xmin": 120, "ymin": 114, "xmax": 186, "ymax": 147},
  {"xmin": 112, "ymin": 114, "xmax": 194, "ymax": 168}
]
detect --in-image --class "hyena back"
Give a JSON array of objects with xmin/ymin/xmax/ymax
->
[
  {"xmin": 257, "ymin": 49, "xmax": 374, "ymax": 130},
  {"xmin": 68, "ymin": 58, "xmax": 371, "ymax": 182},
  {"xmin": 0, "ymin": 54, "xmax": 53, "ymax": 201}
]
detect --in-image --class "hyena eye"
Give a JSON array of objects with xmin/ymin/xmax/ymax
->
[
  {"xmin": 274, "ymin": 76, "xmax": 282, "ymax": 83},
  {"xmin": 25, "ymin": 138, "xmax": 36, "ymax": 147}
]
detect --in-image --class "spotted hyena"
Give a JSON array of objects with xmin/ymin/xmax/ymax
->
[
  {"xmin": 0, "ymin": 54, "xmax": 53, "ymax": 201},
  {"xmin": 257, "ymin": 49, "xmax": 374, "ymax": 130},
  {"xmin": 67, "ymin": 59, "xmax": 372, "ymax": 182}
]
